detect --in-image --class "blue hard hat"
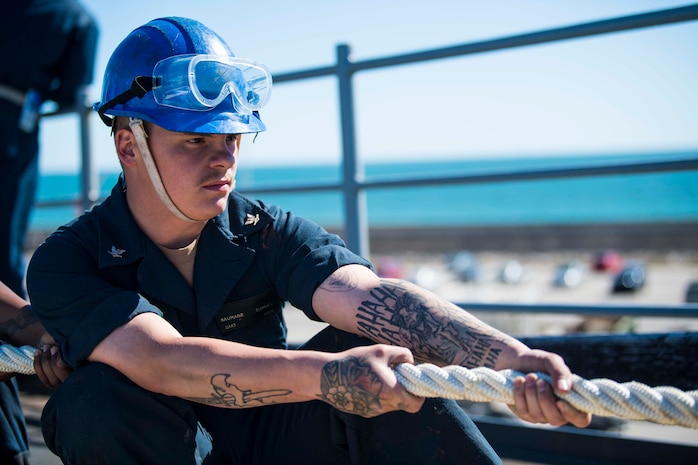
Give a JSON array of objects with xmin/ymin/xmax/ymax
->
[{"xmin": 94, "ymin": 17, "xmax": 267, "ymax": 134}]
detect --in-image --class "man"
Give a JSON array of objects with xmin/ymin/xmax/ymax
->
[
  {"xmin": 27, "ymin": 17, "xmax": 591, "ymax": 465},
  {"xmin": 0, "ymin": 2, "xmax": 97, "ymax": 463}
]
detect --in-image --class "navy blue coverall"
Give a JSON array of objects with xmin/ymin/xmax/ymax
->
[
  {"xmin": 0, "ymin": 2, "xmax": 97, "ymax": 463},
  {"xmin": 27, "ymin": 181, "xmax": 501, "ymax": 464}
]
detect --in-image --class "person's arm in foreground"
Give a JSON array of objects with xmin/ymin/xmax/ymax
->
[
  {"xmin": 0, "ymin": 281, "xmax": 71, "ymax": 387},
  {"xmin": 89, "ymin": 311, "xmax": 423, "ymax": 417},
  {"xmin": 312, "ymin": 264, "xmax": 592, "ymax": 428}
]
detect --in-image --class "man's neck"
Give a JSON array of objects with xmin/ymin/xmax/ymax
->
[{"xmin": 126, "ymin": 187, "xmax": 207, "ymax": 249}]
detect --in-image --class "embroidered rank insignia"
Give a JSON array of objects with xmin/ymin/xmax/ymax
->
[
  {"xmin": 244, "ymin": 213, "xmax": 260, "ymax": 226},
  {"xmin": 108, "ymin": 246, "xmax": 126, "ymax": 258}
]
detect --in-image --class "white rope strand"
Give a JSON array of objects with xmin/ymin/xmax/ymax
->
[{"xmin": 393, "ymin": 363, "xmax": 698, "ymax": 429}]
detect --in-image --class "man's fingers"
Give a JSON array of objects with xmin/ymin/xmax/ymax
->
[
  {"xmin": 557, "ymin": 400, "xmax": 592, "ymax": 428},
  {"xmin": 33, "ymin": 345, "xmax": 66, "ymax": 389},
  {"xmin": 536, "ymin": 380, "xmax": 567, "ymax": 426}
]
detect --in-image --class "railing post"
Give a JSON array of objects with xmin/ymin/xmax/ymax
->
[
  {"xmin": 336, "ymin": 44, "xmax": 370, "ymax": 257},
  {"xmin": 78, "ymin": 89, "xmax": 99, "ymax": 213}
]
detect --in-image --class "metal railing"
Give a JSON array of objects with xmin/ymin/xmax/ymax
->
[{"xmin": 37, "ymin": 5, "xmax": 698, "ymax": 464}]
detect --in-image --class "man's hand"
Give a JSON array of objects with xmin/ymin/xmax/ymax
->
[
  {"xmin": 508, "ymin": 349, "xmax": 591, "ymax": 428},
  {"xmin": 33, "ymin": 344, "xmax": 72, "ymax": 389},
  {"xmin": 318, "ymin": 345, "xmax": 424, "ymax": 418}
]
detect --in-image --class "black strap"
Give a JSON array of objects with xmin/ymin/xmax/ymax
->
[{"xmin": 96, "ymin": 76, "xmax": 154, "ymax": 126}]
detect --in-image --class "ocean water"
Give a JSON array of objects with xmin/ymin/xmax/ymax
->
[{"xmin": 30, "ymin": 151, "xmax": 698, "ymax": 232}]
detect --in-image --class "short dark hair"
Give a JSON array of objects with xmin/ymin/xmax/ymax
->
[
  {"xmin": 112, "ymin": 116, "xmax": 129, "ymax": 135},
  {"xmin": 112, "ymin": 116, "xmax": 151, "ymax": 137}
]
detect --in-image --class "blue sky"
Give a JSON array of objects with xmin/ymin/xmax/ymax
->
[{"xmin": 40, "ymin": 0, "xmax": 698, "ymax": 173}]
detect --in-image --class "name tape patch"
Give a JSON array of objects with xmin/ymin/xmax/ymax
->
[{"xmin": 214, "ymin": 290, "xmax": 281, "ymax": 333}]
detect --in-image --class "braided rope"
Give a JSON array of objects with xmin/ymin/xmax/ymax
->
[
  {"xmin": 394, "ymin": 363, "xmax": 698, "ymax": 429},
  {"xmin": 0, "ymin": 344, "xmax": 36, "ymax": 375},
  {"xmin": 3, "ymin": 343, "xmax": 696, "ymax": 428}
]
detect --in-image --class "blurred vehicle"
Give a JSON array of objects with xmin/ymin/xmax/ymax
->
[
  {"xmin": 553, "ymin": 261, "xmax": 585, "ymax": 288},
  {"xmin": 591, "ymin": 248, "xmax": 624, "ymax": 273},
  {"xmin": 685, "ymin": 281, "xmax": 698, "ymax": 303},
  {"xmin": 498, "ymin": 259, "xmax": 524, "ymax": 285},
  {"xmin": 447, "ymin": 251, "xmax": 481, "ymax": 282},
  {"xmin": 612, "ymin": 262, "xmax": 646, "ymax": 293}
]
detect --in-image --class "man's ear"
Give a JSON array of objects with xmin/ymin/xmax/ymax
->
[{"xmin": 115, "ymin": 128, "xmax": 138, "ymax": 166}]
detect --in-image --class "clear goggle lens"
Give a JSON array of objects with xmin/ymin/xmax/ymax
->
[{"xmin": 152, "ymin": 54, "xmax": 272, "ymax": 113}]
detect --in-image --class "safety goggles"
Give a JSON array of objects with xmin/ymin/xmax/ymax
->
[
  {"xmin": 96, "ymin": 54, "xmax": 272, "ymax": 126},
  {"xmin": 152, "ymin": 54, "xmax": 272, "ymax": 113}
]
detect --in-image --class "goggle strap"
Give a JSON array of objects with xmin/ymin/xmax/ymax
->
[{"xmin": 97, "ymin": 77, "xmax": 155, "ymax": 127}]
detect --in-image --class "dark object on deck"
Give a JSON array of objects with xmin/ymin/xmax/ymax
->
[
  {"xmin": 686, "ymin": 281, "xmax": 698, "ymax": 303},
  {"xmin": 447, "ymin": 251, "xmax": 481, "ymax": 282},
  {"xmin": 498, "ymin": 260, "xmax": 524, "ymax": 285},
  {"xmin": 553, "ymin": 261, "xmax": 585, "ymax": 288},
  {"xmin": 612, "ymin": 262, "xmax": 646, "ymax": 293}
]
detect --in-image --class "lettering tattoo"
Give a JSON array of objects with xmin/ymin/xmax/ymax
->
[
  {"xmin": 356, "ymin": 280, "xmax": 505, "ymax": 368},
  {"xmin": 318, "ymin": 356, "xmax": 382, "ymax": 416},
  {"xmin": 186, "ymin": 374, "xmax": 291, "ymax": 408}
]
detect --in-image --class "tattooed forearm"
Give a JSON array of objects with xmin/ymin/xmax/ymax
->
[
  {"xmin": 0, "ymin": 306, "xmax": 39, "ymax": 341},
  {"xmin": 186, "ymin": 373, "xmax": 291, "ymax": 408},
  {"xmin": 356, "ymin": 279, "xmax": 506, "ymax": 368},
  {"xmin": 318, "ymin": 356, "xmax": 382, "ymax": 416}
]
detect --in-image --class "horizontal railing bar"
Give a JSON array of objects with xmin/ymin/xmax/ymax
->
[
  {"xmin": 35, "ymin": 198, "xmax": 80, "ymax": 208},
  {"xmin": 272, "ymin": 4, "xmax": 698, "ymax": 82},
  {"xmin": 359, "ymin": 156, "xmax": 698, "ymax": 191},
  {"xmin": 239, "ymin": 156, "xmax": 698, "ymax": 195},
  {"xmin": 455, "ymin": 302, "xmax": 698, "ymax": 317},
  {"xmin": 271, "ymin": 65, "xmax": 337, "ymax": 83}
]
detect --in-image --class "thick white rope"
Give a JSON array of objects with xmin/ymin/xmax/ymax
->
[
  {"xmin": 0, "ymin": 345, "xmax": 36, "ymax": 375},
  {"xmin": 394, "ymin": 363, "xmax": 698, "ymax": 429},
  {"xmin": 4, "ymin": 343, "xmax": 696, "ymax": 428}
]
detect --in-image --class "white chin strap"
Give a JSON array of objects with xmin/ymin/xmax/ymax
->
[{"xmin": 129, "ymin": 117, "xmax": 198, "ymax": 222}]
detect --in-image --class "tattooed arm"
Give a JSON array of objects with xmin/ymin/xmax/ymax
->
[
  {"xmin": 0, "ymin": 281, "xmax": 43, "ymax": 346},
  {"xmin": 312, "ymin": 265, "xmax": 526, "ymax": 369},
  {"xmin": 312, "ymin": 264, "xmax": 592, "ymax": 428},
  {"xmin": 89, "ymin": 312, "xmax": 422, "ymax": 417}
]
